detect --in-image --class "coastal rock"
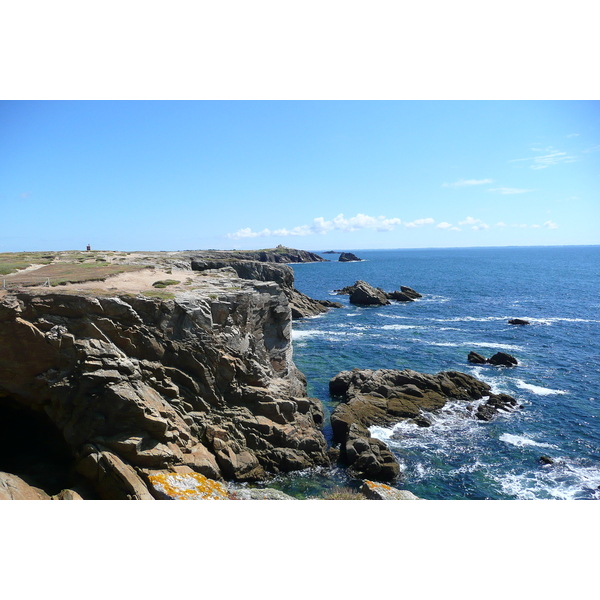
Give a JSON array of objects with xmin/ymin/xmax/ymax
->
[
  {"xmin": 192, "ymin": 245, "xmax": 327, "ymax": 264},
  {"xmin": 468, "ymin": 351, "xmax": 488, "ymax": 364},
  {"xmin": 329, "ymin": 368, "xmax": 519, "ymax": 481},
  {"xmin": 0, "ymin": 471, "xmax": 52, "ymax": 500},
  {"xmin": 0, "ymin": 277, "xmax": 330, "ymax": 499},
  {"xmin": 474, "ymin": 393, "xmax": 520, "ymax": 421},
  {"xmin": 339, "ymin": 252, "xmax": 362, "ymax": 262},
  {"xmin": 348, "ymin": 281, "xmax": 391, "ymax": 306},
  {"xmin": 508, "ymin": 319, "xmax": 530, "ymax": 325},
  {"xmin": 335, "ymin": 281, "xmax": 422, "ymax": 304},
  {"xmin": 226, "ymin": 487, "xmax": 297, "ymax": 500},
  {"xmin": 488, "ymin": 352, "xmax": 519, "ymax": 367},
  {"xmin": 361, "ymin": 480, "xmax": 421, "ymax": 500},
  {"xmin": 468, "ymin": 351, "xmax": 519, "ymax": 367},
  {"xmin": 386, "ymin": 286, "xmax": 423, "ymax": 302},
  {"xmin": 191, "ymin": 257, "xmax": 340, "ymax": 319}
]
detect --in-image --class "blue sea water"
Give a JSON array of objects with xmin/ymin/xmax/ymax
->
[{"xmin": 289, "ymin": 246, "xmax": 600, "ymax": 500}]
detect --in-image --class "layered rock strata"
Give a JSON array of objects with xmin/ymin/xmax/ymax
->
[
  {"xmin": 191, "ymin": 258, "xmax": 341, "ymax": 319},
  {"xmin": 329, "ymin": 368, "xmax": 520, "ymax": 481},
  {"xmin": 0, "ymin": 275, "xmax": 330, "ymax": 499}
]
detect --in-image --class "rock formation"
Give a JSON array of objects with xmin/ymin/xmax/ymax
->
[
  {"xmin": 338, "ymin": 252, "xmax": 362, "ymax": 262},
  {"xmin": 508, "ymin": 319, "xmax": 530, "ymax": 325},
  {"xmin": 329, "ymin": 368, "xmax": 520, "ymax": 481},
  {"xmin": 349, "ymin": 281, "xmax": 391, "ymax": 306},
  {"xmin": 386, "ymin": 286, "xmax": 423, "ymax": 302},
  {"xmin": 334, "ymin": 281, "xmax": 422, "ymax": 304},
  {"xmin": 191, "ymin": 258, "xmax": 341, "ymax": 319},
  {"xmin": 468, "ymin": 351, "xmax": 519, "ymax": 367},
  {"xmin": 0, "ymin": 274, "xmax": 330, "ymax": 499},
  {"xmin": 191, "ymin": 245, "xmax": 327, "ymax": 264}
]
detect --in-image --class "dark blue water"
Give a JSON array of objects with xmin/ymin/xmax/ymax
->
[{"xmin": 289, "ymin": 246, "xmax": 600, "ymax": 500}]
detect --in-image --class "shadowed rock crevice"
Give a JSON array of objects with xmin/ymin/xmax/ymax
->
[{"xmin": 0, "ymin": 396, "xmax": 96, "ymax": 497}]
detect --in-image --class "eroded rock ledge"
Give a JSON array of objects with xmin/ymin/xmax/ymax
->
[
  {"xmin": 0, "ymin": 275, "xmax": 330, "ymax": 499},
  {"xmin": 329, "ymin": 368, "xmax": 520, "ymax": 481}
]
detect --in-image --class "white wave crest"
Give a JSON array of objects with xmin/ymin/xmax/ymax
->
[
  {"xmin": 499, "ymin": 433, "xmax": 557, "ymax": 449},
  {"xmin": 515, "ymin": 380, "xmax": 567, "ymax": 396}
]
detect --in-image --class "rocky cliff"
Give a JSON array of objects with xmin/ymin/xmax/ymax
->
[
  {"xmin": 190, "ymin": 259, "xmax": 341, "ymax": 319},
  {"xmin": 190, "ymin": 245, "xmax": 327, "ymax": 264},
  {"xmin": 0, "ymin": 271, "xmax": 330, "ymax": 499}
]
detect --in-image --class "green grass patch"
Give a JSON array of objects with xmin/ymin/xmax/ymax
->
[
  {"xmin": 152, "ymin": 279, "xmax": 180, "ymax": 288},
  {"xmin": 141, "ymin": 290, "xmax": 175, "ymax": 299},
  {"xmin": 319, "ymin": 486, "xmax": 366, "ymax": 500}
]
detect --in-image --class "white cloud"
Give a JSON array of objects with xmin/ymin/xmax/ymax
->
[
  {"xmin": 458, "ymin": 216, "xmax": 481, "ymax": 226},
  {"xmin": 436, "ymin": 222, "xmax": 453, "ymax": 229},
  {"xmin": 442, "ymin": 178, "xmax": 493, "ymax": 188},
  {"xmin": 582, "ymin": 145, "xmax": 600, "ymax": 154},
  {"xmin": 496, "ymin": 222, "xmax": 506, "ymax": 227},
  {"xmin": 567, "ymin": 133, "xmax": 579, "ymax": 138},
  {"xmin": 510, "ymin": 149, "xmax": 577, "ymax": 169},
  {"xmin": 405, "ymin": 218, "xmax": 434, "ymax": 228},
  {"xmin": 488, "ymin": 187, "xmax": 534, "ymax": 195},
  {"xmin": 531, "ymin": 224, "xmax": 541, "ymax": 229},
  {"xmin": 543, "ymin": 220, "xmax": 558, "ymax": 229},
  {"xmin": 227, "ymin": 212, "xmax": 407, "ymax": 240},
  {"xmin": 458, "ymin": 216, "xmax": 490, "ymax": 231},
  {"xmin": 227, "ymin": 227, "xmax": 273, "ymax": 239}
]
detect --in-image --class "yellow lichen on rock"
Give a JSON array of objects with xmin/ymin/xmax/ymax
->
[{"xmin": 147, "ymin": 472, "xmax": 228, "ymax": 500}]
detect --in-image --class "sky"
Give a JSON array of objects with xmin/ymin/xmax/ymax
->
[{"xmin": 1, "ymin": 100, "xmax": 598, "ymax": 253}]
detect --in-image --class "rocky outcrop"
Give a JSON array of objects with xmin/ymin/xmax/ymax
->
[
  {"xmin": 335, "ymin": 281, "xmax": 422, "ymax": 304},
  {"xmin": 337, "ymin": 281, "xmax": 391, "ymax": 306},
  {"xmin": 386, "ymin": 286, "xmax": 423, "ymax": 302},
  {"xmin": 329, "ymin": 368, "xmax": 520, "ymax": 481},
  {"xmin": 467, "ymin": 351, "xmax": 488, "ymax": 364},
  {"xmin": 361, "ymin": 480, "xmax": 421, "ymax": 500},
  {"xmin": 193, "ymin": 245, "xmax": 327, "ymax": 264},
  {"xmin": 0, "ymin": 472, "xmax": 52, "ymax": 500},
  {"xmin": 339, "ymin": 252, "xmax": 362, "ymax": 262},
  {"xmin": 468, "ymin": 351, "xmax": 519, "ymax": 367},
  {"xmin": 191, "ymin": 258, "xmax": 341, "ymax": 319},
  {"xmin": 0, "ymin": 277, "xmax": 330, "ymax": 499},
  {"xmin": 508, "ymin": 319, "xmax": 530, "ymax": 325}
]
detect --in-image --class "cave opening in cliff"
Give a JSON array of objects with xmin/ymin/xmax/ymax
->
[{"xmin": 0, "ymin": 397, "xmax": 92, "ymax": 497}]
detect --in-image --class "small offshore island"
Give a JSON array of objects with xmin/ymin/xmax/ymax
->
[{"xmin": 0, "ymin": 246, "xmax": 517, "ymax": 500}]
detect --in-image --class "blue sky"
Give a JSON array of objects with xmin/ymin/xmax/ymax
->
[{"xmin": 1, "ymin": 100, "xmax": 598, "ymax": 252}]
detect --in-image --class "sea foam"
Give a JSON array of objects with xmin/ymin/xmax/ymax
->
[{"xmin": 516, "ymin": 380, "xmax": 567, "ymax": 396}]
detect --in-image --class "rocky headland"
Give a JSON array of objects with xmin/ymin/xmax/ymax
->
[{"xmin": 0, "ymin": 248, "xmax": 339, "ymax": 500}]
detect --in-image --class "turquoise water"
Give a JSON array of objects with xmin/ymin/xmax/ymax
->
[{"xmin": 288, "ymin": 246, "xmax": 600, "ymax": 500}]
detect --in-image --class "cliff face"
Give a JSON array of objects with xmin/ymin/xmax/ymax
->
[
  {"xmin": 0, "ymin": 274, "xmax": 330, "ymax": 499},
  {"xmin": 191, "ymin": 245, "xmax": 327, "ymax": 264},
  {"xmin": 190, "ymin": 259, "xmax": 342, "ymax": 319}
]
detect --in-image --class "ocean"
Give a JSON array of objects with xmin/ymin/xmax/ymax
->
[{"xmin": 285, "ymin": 245, "xmax": 600, "ymax": 500}]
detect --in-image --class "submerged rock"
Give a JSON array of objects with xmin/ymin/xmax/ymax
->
[{"xmin": 508, "ymin": 319, "xmax": 530, "ymax": 325}]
